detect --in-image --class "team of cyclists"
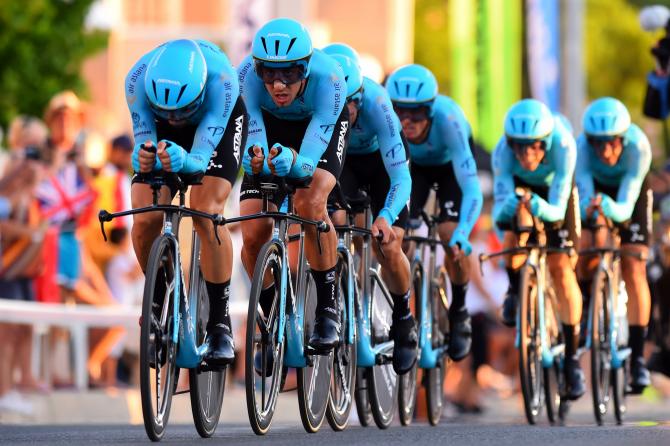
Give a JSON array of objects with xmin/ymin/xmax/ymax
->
[{"xmin": 125, "ymin": 16, "xmax": 653, "ymax": 419}]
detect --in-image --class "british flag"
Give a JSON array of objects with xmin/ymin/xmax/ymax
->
[{"xmin": 35, "ymin": 162, "xmax": 97, "ymax": 225}]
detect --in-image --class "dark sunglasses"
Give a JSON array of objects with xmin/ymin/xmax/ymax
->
[
  {"xmin": 254, "ymin": 61, "xmax": 306, "ymax": 85},
  {"xmin": 393, "ymin": 105, "xmax": 430, "ymax": 122},
  {"xmin": 587, "ymin": 135, "xmax": 622, "ymax": 149},
  {"xmin": 508, "ymin": 138, "xmax": 546, "ymax": 154},
  {"xmin": 149, "ymin": 92, "xmax": 204, "ymax": 122}
]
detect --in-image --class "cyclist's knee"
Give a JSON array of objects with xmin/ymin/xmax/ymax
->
[
  {"xmin": 133, "ymin": 212, "xmax": 162, "ymax": 237},
  {"xmin": 241, "ymin": 219, "xmax": 272, "ymax": 253},
  {"xmin": 547, "ymin": 254, "xmax": 572, "ymax": 279},
  {"xmin": 294, "ymin": 193, "xmax": 327, "ymax": 220}
]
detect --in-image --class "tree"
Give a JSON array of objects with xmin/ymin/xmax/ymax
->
[{"xmin": 0, "ymin": 0, "xmax": 107, "ymax": 130}]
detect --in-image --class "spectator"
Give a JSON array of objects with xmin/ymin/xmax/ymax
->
[{"xmin": 0, "ymin": 115, "xmax": 49, "ymax": 414}]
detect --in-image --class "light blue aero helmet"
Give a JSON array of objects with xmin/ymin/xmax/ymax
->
[
  {"xmin": 582, "ymin": 97, "xmax": 631, "ymax": 139},
  {"xmin": 144, "ymin": 39, "xmax": 208, "ymax": 119},
  {"xmin": 385, "ymin": 64, "xmax": 438, "ymax": 107},
  {"xmin": 322, "ymin": 43, "xmax": 360, "ymax": 65},
  {"xmin": 330, "ymin": 54, "xmax": 363, "ymax": 100},
  {"xmin": 504, "ymin": 99, "xmax": 555, "ymax": 147},
  {"xmin": 251, "ymin": 17, "xmax": 313, "ymax": 77}
]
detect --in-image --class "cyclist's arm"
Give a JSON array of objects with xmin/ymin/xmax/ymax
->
[
  {"xmin": 290, "ymin": 71, "xmax": 347, "ymax": 178},
  {"xmin": 441, "ymin": 114, "xmax": 483, "ymax": 237},
  {"xmin": 374, "ymin": 96, "xmax": 411, "ymax": 226},
  {"xmin": 125, "ymin": 56, "xmax": 158, "ymax": 145},
  {"xmin": 535, "ymin": 131, "xmax": 577, "ymax": 222},
  {"xmin": 492, "ymin": 138, "xmax": 516, "ymax": 224},
  {"xmin": 238, "ymin": 57, "xmax": 270, "ymax": 155},
  {"xmin": 607, "ymin": 132, "xmax": 652, "ymax": 222},
  {"xmin": 575, "ymin": 134, "xmax": 596, "ymax": 217}
]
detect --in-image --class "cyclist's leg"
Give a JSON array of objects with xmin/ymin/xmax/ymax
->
[
  {"xmin": 546, "ymin": 185, "xmax": 585, "ymax": 399},
  {"xmin": 403, "ymin": 162, "xmax": 431, "ymax": 256},
  {"xmin": 619, "ymin": 180, "xmax": 653, "ymax": 391},
  {"xmin": 130, "ymin": 181, "xmax": 173, "ymax": 270}
]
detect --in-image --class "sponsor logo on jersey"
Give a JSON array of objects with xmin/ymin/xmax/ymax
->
[
  {"xmin": 336, "ymin": 121, "xmax": 348, "ymax": 163},
  {"xmin": 233, "ymin": 115, "xmax": 244, "ymax": 164}
]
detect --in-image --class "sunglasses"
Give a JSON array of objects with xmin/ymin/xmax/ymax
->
[
  {"xmin": 393, "ymin": 105, "xmax": 430, "ymax": 122},
  {"xmin": 150, "ymin": 91, "xmax": 204, "ymax": 122},
  {"xmin": 347, "ymin": 89, "xmax": 363, "ymax": 107},
  {"xmin": 508, "ymin": 138, "xmax": 546, "ymax": 154},
  {"xmin": 254, "ymin": 61, "xmax": 306, "ymax": 85},
  {"xmin": 587, "ymin": 135, "xmax": 622, "ymax": 150}
]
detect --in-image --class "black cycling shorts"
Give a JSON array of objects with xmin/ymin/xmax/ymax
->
[
  {"xmin": 132, "ymin": 97, "xmax": 247, "ymax": 187},
  {"xmin": 593, "ymin": 175, "xmax": 652, "ymax": 246},
  {"xmin": 240, "ymin": 106, "xmax": 350, "ymax": 206},
  {"xmin": 497, "ymin": 176, "xmax": 580, "ymax": 250},
  {"xmin": 409, "ymin": 162, "xmax": 463, "ymax": 223},
  {"xmin": 337, "ymin": 140, "xmax": 409, "ymax": 228}
]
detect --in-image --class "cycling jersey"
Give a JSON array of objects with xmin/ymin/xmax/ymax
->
[
  {"xmin": 493, "ymin": 116, "xmax": 577, "ymax": 224},
  {"xmin": 407, "ymin": 95, "xmax": 482, "ymax": 238},
  {"xmin": 575, "ymin": 124, "xmax": 652, "ymax": 222},
  {"xmin": 237, "ymin": 49, "xmax": 346, "ymax": 179},
  {"xmin": 346, "ymin": 77, "xmax": 411, "ymax": 226},
  {"xmin": 125, "ymin": 40, "xmax": 242, "ymax": 174}
]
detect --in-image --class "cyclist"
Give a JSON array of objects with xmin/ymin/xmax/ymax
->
[
  {"xmin": 386, "ymin": 64, "xmax": 483, "ymax": 361},
  {"xmin": 575, "ymin": 97, "xmax": 653, "ymax": 393},
  {"xmin": 125, "ymin": 39, "xmax": 247, "ymax": 366},
  {"xmin": 323, "ymin": 44, "xmax": 417, "ymax": 374},
  {"xmin": 238, "ymin": 18, "xmax": 349, "ymax": 353},
  {"xmin": 493, "ymin": 99, "xmax": 585, "ymax": 400}
]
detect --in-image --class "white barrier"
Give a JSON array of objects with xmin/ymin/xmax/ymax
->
[{"xmin": 0, "ymin": 299, "xmax": 248, "ymax": 390}]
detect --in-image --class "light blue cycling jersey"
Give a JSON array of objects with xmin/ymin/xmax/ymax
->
[
  {"xmin": 575, "ymin": 124, "xmax": 651, "ymax": 222},
  {"xmin": 348, "ymin": 77, "xmax": 411, "ymax": 225},
  {"xmin": 125, "ymin": 40, "xmax": 240, "ymax": 174},
  {"xmin": 407, "ymin": 95, "xmax": 482, "ymax": 238},
  {"xmin": 492, "ymin": 116, "xmax": 577, "ymax": 224},
  {"xmin": 237, "ymin": 49, "xmax": 346, "ymax": 178}
]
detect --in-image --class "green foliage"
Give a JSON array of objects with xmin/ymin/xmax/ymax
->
[
  {"xmin": 0, "ymin": 0, "xmax": 107, "ymax": 129},
  {"xmin": 414, "ymin": 0, "xmax": 451, "ymax": 94},
  {"xmin": 584, "ymin": 0, "xmax": 656, "ymax": 122}
]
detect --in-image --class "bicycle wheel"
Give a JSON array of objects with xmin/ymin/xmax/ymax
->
[
  {"xmin": 189, "ymin": 272, "xmax": 226, "ymax": 438},
  {"xmin": 612, "ymin": 360, "xmax": 627, "ymax": 425},
  {"xmin": 543, "ymin": 289, "xmax": 561, "ymax": 425},
  {"xmin": 518, "ymin": 265, "xmax": 542, "ymax": 425},
  {"xmin": 368, "ymin": 273, "xmax": 398, "ymax": 429},
  {"xmin": 326, "ymin": 254, "xmax": 357, "ymax": 431},
  {"xmin": 297, "ymin": 271, "xmax": 333, "ymax": 433},
  {"xmin": 426, "ymin": 267, "xmax": 449, "ymax": 426},
  {"xmin": 245, "ymin": 241, "xmax": 286, "ymax": 435},
  {"xmin": 140, "ymin": 236, "xmax": 179, "ymax": 441},
  {"xmin": 398, "ymin": 262, "xmax": 421, "ymax": 426},
  {"xmin": 590, "ymin": 270, "xmax": 612, "ymax": 425},
  {"xmin": 355, "ymin": 367, "xmax": 373, "ymax": 427}
]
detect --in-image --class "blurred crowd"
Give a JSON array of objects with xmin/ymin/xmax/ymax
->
[{"xmin": 0, "ymin": 89, "xmax": 669, "ymax": 420}]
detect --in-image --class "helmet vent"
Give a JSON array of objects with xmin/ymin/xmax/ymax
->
[
  {"xmin": 261, "ymin": 37, "xmax": 269, "ymax": 55},
  {"xmin": 176, "ymin": 84, "xmax": 188, "ymax": 104},
  {"xmin": 286, "ymin": 37, "xmax": 297, "ymax": 54},
  {"xmin": 416, "ymin": 82, "xmax": 424, "ymax": 96},
  {"xmin": 164, "ymin": 88, "xmax": 170, "ymax": 104},
  {"xmin": 405, "ymin": 83, "xmax": 410, "ymax": 97},
  {"xmin": 152, "ymin": 80, "xmax": 158, "ymax": 100},
  {"xmin": 274, "ymin": 39, "xmax": 280, "ymax": 56}
]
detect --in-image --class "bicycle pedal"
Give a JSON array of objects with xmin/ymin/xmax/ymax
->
[{"xmin": 375, "ymin": 353, "xmax": 393, "ymax": 365}]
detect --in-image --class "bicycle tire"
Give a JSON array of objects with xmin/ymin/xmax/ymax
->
[
  {"xmin": 189, "ymin": 271, "xmax": 226, "ymax": 438},
  {"xmin": 140, "ymin": 235, "xmax": 179, "ymax": 441},
  {"xmin": 398, "ymin": 262, "xmax": 422, "ymax": 426},
  {"xmin": 426, "ymin": 267, "xmax": 449, "ymax": 426},
  {"xmin": 543, "ymin": 288, "xmax": 561, "ymax": 425},
  {"xmin": 518, "ymin": 265, "xmax": 542, "ymax": 425},
  {"xmin": 355, "ymin": 367, "xmax": 373, "ymax": 427},
  {"xmin": 326, "ymin": 253, "xmax": 357, "ymax": 431},
  {"xmin": 590, "ymin": 269, "xmax": 612, "ymax": 425},
  {"xmin": 612, "ymin": 361, "xmax": 627, "ymax": 425},
  {"xmin": 368, "ymin": 273, "xmax": 398, "ymax": 429},
  {"xmin": 245, "ymin": 241, "xmax": 286, "ymax": 435},
  {"xmin": 297, "ymin": 272, "xmax": 333, "ymax": 433}
]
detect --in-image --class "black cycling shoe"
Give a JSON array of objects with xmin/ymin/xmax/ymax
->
[
  {"xmin": 254, "ymin": 347, "xmax": 274, "ymax": 377},
  {"xmin": 628, "ymin": 356, "xmax": 651, "ymax": 394},
  {"xmin": 448, "ymin": 307, "xmax": 472, "ymax": 361},
  {"xmin": 564, "ymin": 355, "xmax": 586, "ymax": 400},
  {"xmin": 390, "ymin": 315, "xmax": 418, "ymax": 375},
  {"xmin": 204, "ymin": 326, "xmax": 235, "ymax": 367},
  {"xmin": 308, "ymin": 315, "xmax": 340, "ymax": 353},
  {"xmin": 501, "ymin": 292, "xmax": 517, "ymax": 328}
]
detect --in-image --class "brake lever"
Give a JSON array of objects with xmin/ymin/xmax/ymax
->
[
  {"xmin": 212, "ymin": 214, "xmax": 224, "ymax": 245},
  {"xmin": 375, "ymin": 233, "xmax": 386, "ymax": 260},
  {"xmin": 98, "ymin": 210, "xmax": 113, "ymax": 242}
]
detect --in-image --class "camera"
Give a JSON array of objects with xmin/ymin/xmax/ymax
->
[{"xmin": 24, "ymin": 145, "xmax": 42, "ymax": 161}]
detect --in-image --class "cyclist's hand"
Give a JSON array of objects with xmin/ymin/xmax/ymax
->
[
  {"xmin": 133, "ymin": 140, "xmax": 161, "ymax": 173},
  {"xmin": 599, "ymin": 194, "xmax": 616, "ymax": 220},
  {"xmin": 268, "ymin": 143, "xmax": 295, "ymax": 177},
  {"xmin": 372, "ymin": 217, "xmax": 396, "ymax": 244},
  {"xmin": 502, "ymin": 194, "xmax": 520, "ymax": 217},
  {"xmin": 242, "ymin": 143, "xmax": 266, "ymax": 175},
  {"xmin": 586, "ymin": 194, "xmax": 603, "ymax": 219},
  {"xmin": 449, "ymin": 230, "xmax": 472, "ymax": 257},
  {"xmin": 407, "ymin": 217, "xmax": 422, "ymax": 230},
  {"xmin": 157, "ymin": 140, "xmax": 186, "ymax": 172}
]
